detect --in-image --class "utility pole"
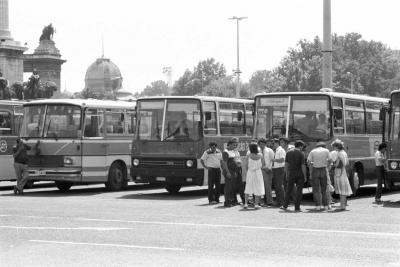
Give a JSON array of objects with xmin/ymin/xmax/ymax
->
[
  {"xmin": 229, "ymin": 16, "xmax": 247, "ymax": 98},
  {"xmin": 322, "ymin": 0, "xmax": 332, "ymax": 89},
  {"xmin": 347, "ymin": 72, "xmax": 354, "ymax": 94}
]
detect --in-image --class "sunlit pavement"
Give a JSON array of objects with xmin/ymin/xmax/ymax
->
[{"xmin": 0, "ymin": 182, "xmax": 399, "ymax": 267}]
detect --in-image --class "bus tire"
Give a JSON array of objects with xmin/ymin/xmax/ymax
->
[
  {"xmin": 55, "ymin": 181, "xmax": 72, "ymax": 192},
  {"xmin": 165, "ymin": 184, "xmax": 181, "ymax": 194},
  {"xmin": 349, "ymin": 170, "xmax": 360, "ymax": 197},
  {"xmin": 106, "ymin": 163, "xmax": 124, "ymax": 191}
]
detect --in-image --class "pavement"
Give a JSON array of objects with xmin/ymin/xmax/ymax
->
[{"xmin": 0, "ymin": 182, "xmax": 399, "ymax": 267}]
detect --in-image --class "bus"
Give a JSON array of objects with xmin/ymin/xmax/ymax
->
[
  {"xmin": 0, "ymin": 100, "xmax": 24, "ymax": 182},
  {"xmin": 131, "ymin": 96, "xmax": 254, "ymax": 194},
  {"xmin": 382, "ymin": 90, "xmax": 400, "ymax": 190},
  {"xmin": 253, "ymin": 89, "xmax": 388, "ymax": 195},
  {"xmin": 19, "ymin": 98, "xmax": 136, "ymax": 191}
]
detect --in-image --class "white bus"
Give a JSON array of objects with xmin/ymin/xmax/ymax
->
[
  {"xmin": 20, "ymin": 99, "xmax": 136, "ymax": 191},
  {"xmin": 131, "ymin": 96, "xmax": 253, "ymax": 193},
  {"xmin": 0, "ymin": 100, "xmax": 24, "ymax": 182},
  {"xmin": 253, "ymin": 90, "xmax": 388, "ymax": 195}
]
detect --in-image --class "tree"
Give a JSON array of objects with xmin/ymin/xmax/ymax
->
[
  {"xmin": 172, "ymin": 58, "xmax": 227, "ymax": 96},
  {"xmin": 140, "ymin": 80, "xmax": 169, "ymax": 96},
  {"xmin": 274, "ymin": 33, "xmax": 400, "ymax": 97},
  {"xmin": 248, "ymin": 70, "xmax": 285, "ymax": 96}
]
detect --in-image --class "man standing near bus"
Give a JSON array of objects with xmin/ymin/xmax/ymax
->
[
  {"xmin": 272, "ymin": 138, "xmax": 286, "ymax": 207},
  {"xmin": 307, "ymin": 141, "xmax": 330, "ymax": 210},
  {"xmin": 200, "ymin": 142, "xmax": 222, "ymax": 204},
  {"xmin": 13, "ymin": 138, "xmax": 30, "ymax": 195},
  {"xmin": 374, "ymin": 143, "xmax": 387, "ymax": 203},
  {"xmin": 258, "ymin": 138, "xmax": 274, "ymax": 206},
  {"xmin": 221, "ymin": 138, "xmax": 244, "ymax": 207}
]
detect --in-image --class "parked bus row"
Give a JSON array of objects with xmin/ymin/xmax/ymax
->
[{"xmin": 0, "ymin": 89, "xmax": 396, "ymax": 195}]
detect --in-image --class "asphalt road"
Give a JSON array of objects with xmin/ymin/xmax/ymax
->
[{"xmin": 0, "ymin": 182, "xmax": 399, "ymax": 267}]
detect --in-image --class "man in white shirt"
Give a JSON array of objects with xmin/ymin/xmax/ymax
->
[
  {"xmin": 200, "ymin": 142, "xmax": 222, "ymax": 204},
  {"xmin": 272, "ymin": 138, "xmax": 286, "ymax": 206},
  {"xmin": 307, "ymin": 141, "xmax": 331, "ymax": 210},
  {"xmin": 258, "ymin": 138, "xmax": 275, "ymax": 206},
  {"xmin": 374, "ymin": 143, "xmax": 387, "ymax": 203}
]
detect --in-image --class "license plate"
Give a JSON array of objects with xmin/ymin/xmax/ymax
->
[{"xmin": 156, "ymin": 177, "xmax": 166, "ymax": 181}]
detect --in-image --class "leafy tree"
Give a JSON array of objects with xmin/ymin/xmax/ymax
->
[
  {"xmin": 140, "ymin": 80, "xmax": 169, "ymax": 96},
  {"xmin": 274, "ymin": 33, "xmax": 400, "ymax": 97},
  {"xmin": 172, "ymin": 58, "xmax": 226, "ymax": 95},
  {"xmin": 248, "ymin": 70, "xmax": 285, "ymax": 95}
]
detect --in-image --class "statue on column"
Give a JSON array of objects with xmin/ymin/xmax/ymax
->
[
  {"xmin": 39, "ymin": 23, "xmax": 55, "ymax": 42},
  {"xmin": 25, "ymin": 69, "xmax": 42, "ymax": 99}
]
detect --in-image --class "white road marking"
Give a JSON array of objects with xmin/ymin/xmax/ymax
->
[
  {"xmin": 29, "ymin": 239, "xmax": 185, "ymax": 251},
  {"xmin": 1, "ymin": 214, "xmax": 399, "ymax": 238},
  {"xmin": 0, "ymin": 226, "xmax": 130, "ymax": 231}
]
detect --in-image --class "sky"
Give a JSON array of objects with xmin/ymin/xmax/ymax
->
[{"xmin": 8, "ymin": 0, "xmax": 400, "ymax": 94}]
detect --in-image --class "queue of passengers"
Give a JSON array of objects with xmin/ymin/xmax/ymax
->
[{"xmin": 201, "ymin": 136, "xmax": 386, "ymax": 212}]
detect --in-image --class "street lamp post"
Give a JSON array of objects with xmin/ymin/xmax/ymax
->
[
  {"xmin": 229, "ymin": 16, "xmax": 247, "ymax": 98},
  {"xmin": 347, "ymin": 72, "xmax": 354, "ymax": 94}
]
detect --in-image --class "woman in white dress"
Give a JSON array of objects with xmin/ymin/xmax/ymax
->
[
  {"xmin": 244, "ymin": 143, "xmax": 265, "ymax": 209},
  {"xmin": 332, "ymin": 139, "xmax": 352, "ymax": 211}
]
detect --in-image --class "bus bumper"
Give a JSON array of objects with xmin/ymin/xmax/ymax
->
[
  {"xmin": 131, "ymin": 167, "xmax": 204, "ymax": 185},
  {"xmin": 385, "ymin": 170, "xmax": 400, "ymax": 182},
  {"xmin": 28, "ymin": 168, "xmax": 82, "ymax": 182}
]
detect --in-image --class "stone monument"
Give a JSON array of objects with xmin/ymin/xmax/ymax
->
[
  {"xmin": 0, "ymin": 0, "xmax": 27, "ymax": 85},
  {"xmin": 23, "ymin": 23, "xmax": 66, "ymax": 97}
]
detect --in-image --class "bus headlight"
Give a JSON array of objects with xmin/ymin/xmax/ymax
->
[
  {"xmin": 133, "ymin": 159, "xmax": 140, "ymax": 166},
  {"xmin": 390, "ymin": 161, "xmax": 398, "ymax": 170},
  {"xmin": 186, "ymin": 160, "xmax": 194, "ymax": 167},
  {"xmin": 63, "ymin": 157, "xmax": 73, "ymax": 165}
]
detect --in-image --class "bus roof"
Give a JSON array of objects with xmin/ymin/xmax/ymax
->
[
  {"xmin": 255, "ymin": 91, "xmax": 388, "ymax": 103},
  {"xmin": 23, "ymin": 98, "xmax": 136, "ymax": 109},
  {"xmin": 0, "ymin": 99, "xmax": 26, "ymax": 106},
  {"xmin": 137, "ymin": 95, "xmax": 253, "ymax": 104}
]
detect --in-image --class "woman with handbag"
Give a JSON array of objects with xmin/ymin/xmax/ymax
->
[{"xmin": 332, "ymin": 139, "xmax": 352, "ymax": 211}]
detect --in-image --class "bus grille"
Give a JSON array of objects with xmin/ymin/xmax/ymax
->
[
  {"xmin": 28, "ymin": 155, "xmax": 63, "ymax": 167},
  {"xmin": 140, "ymin": 159, "xmax": 186, "ymax": 168}
]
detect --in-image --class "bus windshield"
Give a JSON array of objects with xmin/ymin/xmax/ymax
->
[
  {"xmin": 390, "ymin": 93, "xmax": 400, "ymax": 155},
  {"xmin": 137, "ymin": 99, "xmax": 201, "ymax": 141},
  {"xmin": 255, "ymin": 95, "xmax": 330, "ymax": 141},
  {"xmin": 20, "ymin": 105, "xmax": 81, "ymax": 138}
]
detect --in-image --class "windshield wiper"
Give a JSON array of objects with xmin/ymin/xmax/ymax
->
[{"xmin": 45, "ymin": 119, "xmax": 58, "ymax": 141}]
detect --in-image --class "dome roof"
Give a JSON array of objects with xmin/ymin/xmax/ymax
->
[{"xmin": 84, "ymin": 57, "xmax": 123, "ymax": 95}]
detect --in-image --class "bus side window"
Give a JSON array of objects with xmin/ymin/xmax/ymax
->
[
  {"xmin": 333, "ymin": 109, "xmax": 344, "ymax": 134},
  {"xmin": 0, "ymin": 110, "xmax": 12, "ymax": 135},
  {"xmin": 84, "ymin": 109, "xmax": 103, "ymax": 138},
  {"xmin": 345, "ymin": 100, "xmax": 365, "ymax": 134},
  {"xmin": 366, "ymin": 101, "xmax": 382, "ymax": 134},
  {"xmin": 203, "ymin": 101, "xmax": 217, "ymax": 135}
]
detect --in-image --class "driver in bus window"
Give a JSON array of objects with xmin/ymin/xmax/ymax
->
[
  {"xmin": 297, "ymin": 111, "xmax": 316, "ymax": 135},
  {"xmin": 315, "ymin": 113, "xmax": 329, "ymax": 134}
]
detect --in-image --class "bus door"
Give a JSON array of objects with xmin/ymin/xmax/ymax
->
[
  {"xmin": 0, "ymin": 107, "xmax": 16, "ymax": 180},
  {"xmin": 82, "ymin": 108, "xmax": 108, "ymax": 182}
]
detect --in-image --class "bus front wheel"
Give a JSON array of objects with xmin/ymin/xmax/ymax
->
[
  {"xmin": 106, "ymin": 163, "xmax": 124, "ymax": 191},
  {"xmin": 165, "ymin": 184, "xmax": 181, "ymax": 194},
  {"xmin": 55, "ymin": 181, "xmax": 72, "ymax": 192}
]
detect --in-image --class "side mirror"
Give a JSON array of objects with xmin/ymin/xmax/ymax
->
[
  {"xmin": 237, "ymin": 111, "xmax": 243, "ymax": 121},
  {"xmin": 204, "ymin": 111, "xmax": 212, "ymax": 121}
]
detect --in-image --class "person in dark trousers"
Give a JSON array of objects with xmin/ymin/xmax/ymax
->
[
  {"xmin": 374, "ymin": 143, "xmax": 387, "ymax": 203},
  {"xmin": 281, "ymin": 140, "xmax": 306, "ymax": 212},
  {"xmin": 13, "ymin": 138, "xmax": 30, "ymax": 195},
  {"xmin": 221, "ymin": 138, "xmax": 244, "ymax": 207},
  {"xmin": 200, "ymin": 142, "xmax": 222, "ymax": 204},
  {"xmin": 307, "ymin": 141, "xmax": 330, "ymax": 211},
  {"xmin": 272, "ymin": 138, "xmax": 286, "ymax": 206}
]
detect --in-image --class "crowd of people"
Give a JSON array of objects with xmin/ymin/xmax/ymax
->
[{"xmin": 201, "ymin": 136, "xmax": 386, "ymax": 212}]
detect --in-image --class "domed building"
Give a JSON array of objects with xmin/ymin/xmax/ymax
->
[{"xmin": 84, "ymin": 57, "xmax": 123, "ymax": 97}]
